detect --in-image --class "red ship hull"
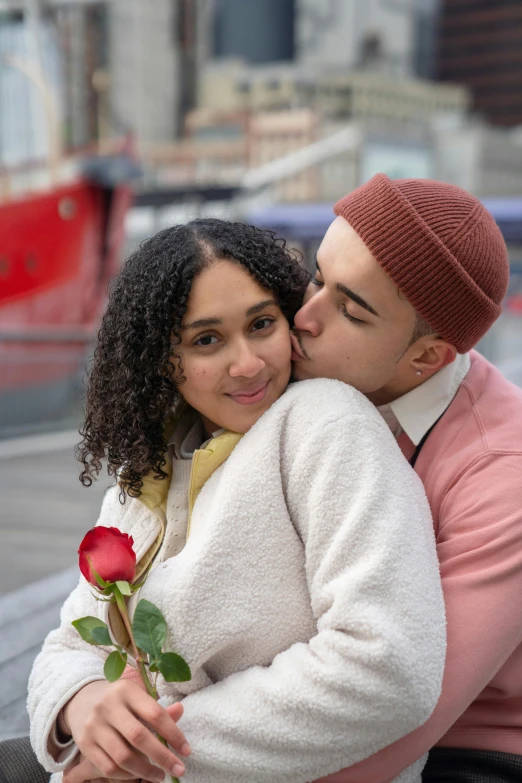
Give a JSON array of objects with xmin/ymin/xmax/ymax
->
[{"xmin": 0, "ymin": 176, "xmax": 132, "ymax": 433}]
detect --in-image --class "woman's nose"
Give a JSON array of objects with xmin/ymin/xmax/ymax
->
[{"xmin": 229, "ymin": 342, "xmax": 266, "ymax": 378}]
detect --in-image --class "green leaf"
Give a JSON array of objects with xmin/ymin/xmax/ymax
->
[
  {"xmin": 89, "ymin": 589, "xmax": 113, "ymax": 603},
  {"xmin": 104, "ymin": 650, "xmax": 127, "ymax": 682},
  {"xmin": 86, "ymin": 560, "xmax": 108, "ymax": 589},
  {"xmin": 116, "ymin": 580, "xmax": 132, "ymax": 596},
  {"xmin": 72, "ymin": 617, "xmax": 111, "ymax": 646},
  {"xmin": 156, "ymin": 652, "xmax": 191, "ymax": 683},
  {"xmin": 91, "ymin": 625, "xmax": 112, "ymax": 646},
  {"xmin": 149, "ymin": 662, "xmax": 159, "ymax": 673},
  {"xmin": 132, "ymin": 599, "xmax": 167, "ymax": 659}
]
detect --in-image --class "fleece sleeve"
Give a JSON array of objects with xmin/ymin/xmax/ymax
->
[
  {"xmin": 313, "ymin": 452, "xmax": 522, "ymax": 783},
  {"xmin": 27, "ymin": 484, "xmax": 127, "ymax": 773},
  {"xmin": 174, "ymin": 404, "xmax": 446, "ymax": 783}
]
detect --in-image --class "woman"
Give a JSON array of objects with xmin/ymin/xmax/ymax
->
[{"xmin": 28, "ymin": 219, "xmax": 445, "ymax": 783}]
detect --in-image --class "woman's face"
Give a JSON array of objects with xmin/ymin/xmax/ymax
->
[{"xmin": 174, "ymin": 259, "xmax": 292, "ymax": 434}]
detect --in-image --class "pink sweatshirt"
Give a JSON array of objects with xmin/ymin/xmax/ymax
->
[{"xmin": 316, "ymin": 350, "xmax": 522, "ymax": 783}]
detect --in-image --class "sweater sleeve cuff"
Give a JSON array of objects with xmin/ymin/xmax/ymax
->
[
  {"xmin": 48, "ymin": 724, "xmax": 78, "ymax": 767},
  {"xmin": 56, "ymin": 707, "xmax": 72, "ymax": 742},
  {"xmin": 41, "ymin": 675, "xmax": 106, "ymax": 772}
]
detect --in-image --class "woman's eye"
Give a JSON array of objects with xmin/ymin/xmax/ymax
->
[
  {"xmin": 311, "ymin": 276, "xmax": 323, "ymax": 287},
  {"xmin": 194, "ymin": 334, "xmax": 219, "ymax": 347},
  {"xmin": 251, "ymin": 317, "xmax": 275, "ymax": 332},
  {"xmin": 341, "ymin": 304, "xmax": 365, "ymax": 325}
]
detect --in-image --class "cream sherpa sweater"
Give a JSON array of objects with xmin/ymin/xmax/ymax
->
[{"xmin": 28, "ymin": 379, "xmax": 446, "ymax": 783}]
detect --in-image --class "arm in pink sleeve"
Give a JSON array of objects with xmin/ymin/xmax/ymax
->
[
  {"xmin": 120, "ymin": 666, "xmax": 145, "ymax": 686},
  {"xmin": 314, "ymin": 454, "xmax": 522, "ymax": 783}
]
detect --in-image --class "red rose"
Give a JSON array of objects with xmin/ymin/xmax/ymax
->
[{"xmin": 78, "ymin": 526, "xmax": 136, "ymax": 587}]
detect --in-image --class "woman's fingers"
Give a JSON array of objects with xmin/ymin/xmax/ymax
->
[
  {"xmin": 64, "ymin": 680, "xmax": 189, "ymax": 781},
  {"xmin": 93, "ymin": 723, "xmax": 166, "ymax": 782},
  {"xmin": 64, "ymin": 747, "xmax": 162, "ymax": 783},
  {"xmin": 114, "ymin": 704, "xmax": 186, "ymax": 779},
  {"xmin": 165, "ymin": 702, "xmax": 184, "ymax": 723},
  {"xmin": 63, "ymin": 753, "xmax": 122, "ymax": 783},
  {"xmin": 63, "ymin": 757, "xmax": 104, "ymax": 783},
  {"xmin": 122, "ymin": 690, "xmax": 190, "ymax": 773}
]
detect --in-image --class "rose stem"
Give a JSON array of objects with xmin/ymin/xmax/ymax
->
[
  {"xmin": 112, "ymin": 586, "xmax": 156, "ymax": 696},
  {"xmin": 112, "ymin": 586, "xmax": 177, "ymax": 783}
]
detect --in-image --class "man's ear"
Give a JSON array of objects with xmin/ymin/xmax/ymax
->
[{"xmin": 410, "ymin": 337, "xmax": 457, "ymax": 377}]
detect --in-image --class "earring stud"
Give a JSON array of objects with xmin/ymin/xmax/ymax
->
[{"xmin": 416, "ymin": 370, "xmax": 422, "ymax": 376}]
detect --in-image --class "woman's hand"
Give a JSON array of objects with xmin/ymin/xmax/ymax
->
[
  {"xmin": 63, "ymin": 751, "xmax": 142, "ymax": 783},
  {"xmin": 62, "ymin": 680, "xmax": 189, "ymax": 783}
]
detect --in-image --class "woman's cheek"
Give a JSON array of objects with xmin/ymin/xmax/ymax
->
[
  {"xmin": 276, "ymin": 328, "xmax": 293, "ymax": 364},
  {"xmin": 186, "ymin": 359, "xmax": 220, "ymax": 387}
]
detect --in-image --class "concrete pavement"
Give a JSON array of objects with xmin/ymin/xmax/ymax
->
[{"xmin": 0, "ymin": 431, "xmax": 111, "ymax": 595}]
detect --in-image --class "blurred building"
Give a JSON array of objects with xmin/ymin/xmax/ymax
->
[
  {"xmin": 55, "ymin": 1, "xmax": 108, "ymax": 148},
  {"xmin": 198, "ymin": 60, "xmax": 469, "ymax": 122},
  {"xmin": 296, "ymin": 0, "xmax": 416, "ymax": 78},
  {"xmin": 437, "ymin": 0, "xmax": 522, "ymax": 127},
  {"xmin": 108, "ymin": 0, "xmax": 213, "ymax": 146},
  {"xmin": 0, "ymin": 7, "xmax": 63, "ymax": 164},
  {"xmin": 108, "ymin": 0, "xmax": 180, "ymax": 144},
  {"xmin": 413, "ymin": 0, "xmax": 440, "ymax": 80},
  {"xmin": 213, "ymin": 0, "xmax": 295, "ymax": 63},
  {"xmin": 107, "ymin": 0, "xmax": 296, "ymax": 147},
  {"xmin": 185, "ymin": 62, "xmax": 472, "ymax": 202},
  {"xmin": 434, "ymin": 119, "xmax": 522, "ymax": 197},
  {"xmin": 184, "ymin": 107, "xmax": 319, "ymax": 201}
]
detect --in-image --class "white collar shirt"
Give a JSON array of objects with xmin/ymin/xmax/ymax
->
[{"xmin": 378, "ymin": 352, "xmax": 472, "ymax": 446}]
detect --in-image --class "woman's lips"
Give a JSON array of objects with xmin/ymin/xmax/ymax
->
[{"xmin": 227, "ymin": 382, "xmax": 269, "ymax": 405}]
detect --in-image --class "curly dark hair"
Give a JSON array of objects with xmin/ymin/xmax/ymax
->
[{"xmin": 77, "ymin": 218, "xmax": 310, "ymax": 498}]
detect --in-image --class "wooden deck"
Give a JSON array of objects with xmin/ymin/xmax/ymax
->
[{"xmin": 0, "ymin": 431, "xmax": 111, "ymax": 740}]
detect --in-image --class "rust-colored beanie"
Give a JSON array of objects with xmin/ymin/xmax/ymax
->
[{"xmin": 334, "ymin": 174, "xmax": 509, "ymax": 352}]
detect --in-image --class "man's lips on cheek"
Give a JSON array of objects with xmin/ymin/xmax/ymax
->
[{"xmin": 290, "ymin": 332, "xmax": 309, "ymax": 361}]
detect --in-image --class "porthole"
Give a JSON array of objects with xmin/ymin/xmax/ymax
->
[
  {"xmin": 25, "ymin": 254, "xmax": 38, "ymax": 273},
  {"xmin": 58, "ymin": 197, "xmax": 77, "ymax": 220}
]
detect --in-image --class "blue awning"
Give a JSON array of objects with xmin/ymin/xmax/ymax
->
[
  {"xmin": 247, "ymin": 203, "xmax": 335, "ymax": 240},
  {"xmin": 248, "ymin": 198, "xmax": 522, "ymax": 243},
  {"xmin": 482, "ymin": 198, "xmax": 522, "ymax": 221}
]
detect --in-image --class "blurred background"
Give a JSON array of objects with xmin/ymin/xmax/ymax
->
[{"xmin": 1, "ymin": 0, "xmax": 522, "ymax": 737}]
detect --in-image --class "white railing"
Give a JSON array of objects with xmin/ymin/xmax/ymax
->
[{"xmin": 241, "ymin": 125, "xmax": 361, "ymax": 191}]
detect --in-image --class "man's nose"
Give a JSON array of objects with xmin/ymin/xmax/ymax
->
[
  {"xmin": 294, "ymin": 294, "xmax": 322, "ymax": 337},
  {"xmin": 229, "ymin": 341, "xmax": 266, "ymax": 378}
]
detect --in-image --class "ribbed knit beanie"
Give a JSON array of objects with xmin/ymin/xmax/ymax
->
[{"xmin": 334, "ymin": 174, "xmax": 509, "ymax": 353}]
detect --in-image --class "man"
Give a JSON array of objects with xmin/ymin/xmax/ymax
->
[{"xmin": 290, "ymin": 173, "xmax": 522, "ymax": 783}]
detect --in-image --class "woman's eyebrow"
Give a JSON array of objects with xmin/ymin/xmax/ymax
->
[
  {"xmin": 245, "ymin": 299, "xmax": 278, "ymax": 317},
  {"xmin": 181, "ymin": 317, "xmax": 221, "ymax": 331},
  {"xmin": 182, "ymin": 300, "xmax": 277, "ymax": 331}
]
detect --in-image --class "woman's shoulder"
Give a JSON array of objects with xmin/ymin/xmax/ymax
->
[
  {"xmin": 279, "ymin": 378, "xmax": 382, "ymax": 424},
  {"xmin": 94, "ymin": 481, "xmax": 162, "ymax": 556},
  {"xmin": 246, "ymin": 379, "xmax": 392, "ymax": 455},
  {"xmin": 95, "ymin": 481, "xmax": 141, "ymax": 529}
]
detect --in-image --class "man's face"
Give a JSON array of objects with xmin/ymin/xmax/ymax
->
[{"xmin": 292, "ymin": 217, "xmax": 419, "ymax": 404}]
